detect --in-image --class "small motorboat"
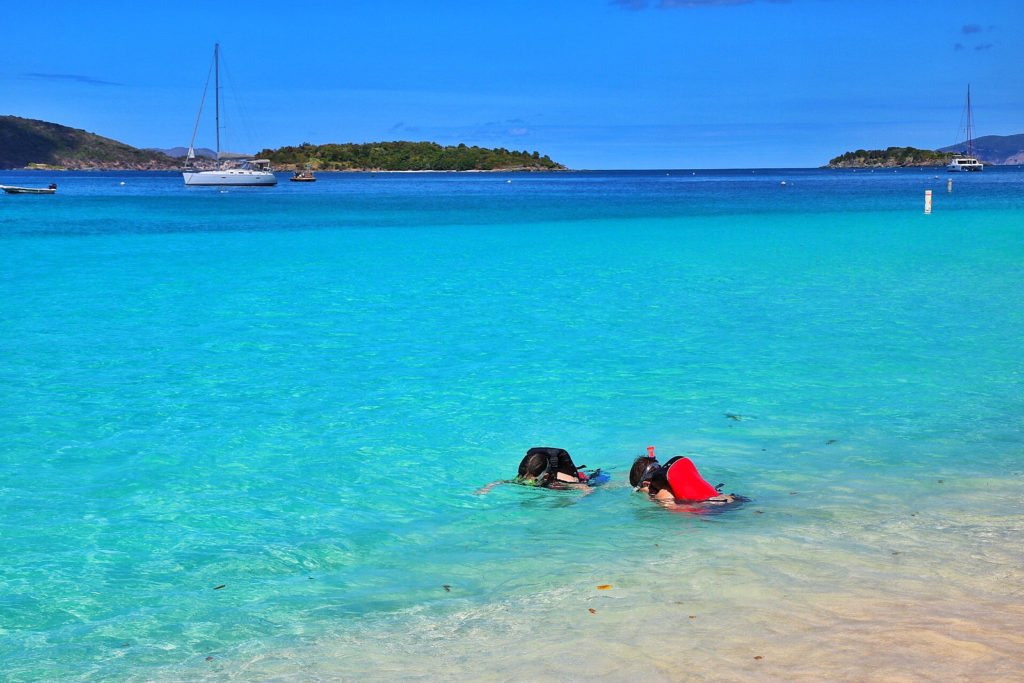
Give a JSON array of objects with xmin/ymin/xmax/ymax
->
[
  {"xmin": 288, "ymin": 167, "xmax": 315, "ymax": 181},
  {"xmin": 1, "ymin": 183, "xmax": 57, "ymax": 194},
  {"xmin": 290, "ymin": 164, "xmax": 316, "ymax": 182}
]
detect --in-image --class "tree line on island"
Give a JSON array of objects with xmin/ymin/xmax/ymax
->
[
  {"xmin": 827, "ymin": 147, "xmax": 954, "ymax": 168},
  {"xmin": 259, "ymin": 141, "xmax": 565, "ymax": 172}
]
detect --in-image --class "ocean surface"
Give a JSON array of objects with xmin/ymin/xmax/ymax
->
[{"xmin": 2, "ymin": 167, "xmax": 1023, "ymax": 681}]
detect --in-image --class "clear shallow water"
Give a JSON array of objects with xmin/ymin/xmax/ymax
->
[{"xmin": 2, "ymin": 168, "xmax": 1023, "ymax": 680}]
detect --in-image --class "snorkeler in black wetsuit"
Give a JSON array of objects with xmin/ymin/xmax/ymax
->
[
  {"xmin": 517, "ymin": 447, "xmax": 583, "ymax": 485},
  {"xmin": 473, "ymin": 447, "xmax": 596, "ymax": 494}
]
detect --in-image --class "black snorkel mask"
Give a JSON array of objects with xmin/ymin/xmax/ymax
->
[{"xmin": 634, "ymin": 459, "xmax": 660, "ymax": 491}]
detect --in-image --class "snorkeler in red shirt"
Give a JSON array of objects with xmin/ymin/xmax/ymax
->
[{"xmin": 629, "ymin": 446, "xmax": 743, "ymax": 503}]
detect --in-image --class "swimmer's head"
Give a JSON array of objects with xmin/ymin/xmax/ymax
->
[
  {"xmin": 630, "ymin": 456, "xmax": 660, "ymax": 488},
  {"xmin": 518, "ymin": 450, "xmax": 549, "ymax": 479}
]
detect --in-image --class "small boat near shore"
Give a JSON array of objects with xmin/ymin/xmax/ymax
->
[
  {"xmin": 290, "ymin": 165, "xmax": 316, "ymax": 182},
  {"xmin": 1, "ymin": 183, "xmax": 57, "ymax": 194}
]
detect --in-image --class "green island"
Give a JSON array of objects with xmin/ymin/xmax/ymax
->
[
  {"xmin": 827, "ymin": 147, "xmax": 955, "ymax": 168},
  {"xmin": 259, "ymin": 141, "xmax": 566, "ymax": 172}
]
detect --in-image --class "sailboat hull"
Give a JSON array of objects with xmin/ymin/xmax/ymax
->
[{"xmin": 183, "ymin": 170, "xmax": 278, "ymax": 186}]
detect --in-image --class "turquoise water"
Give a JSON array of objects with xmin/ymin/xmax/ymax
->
[{"xmin": 2, "ymin": 169, "xmax": 1023, "ymax": 680}]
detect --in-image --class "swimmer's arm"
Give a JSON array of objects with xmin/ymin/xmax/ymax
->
[
  {"xmin": 564, "ymin": 482, "xmax": 595, "ymax": 497},
  {"xmin": 473, "ymin": 480, "xmax": 512, "ymax": 495}
]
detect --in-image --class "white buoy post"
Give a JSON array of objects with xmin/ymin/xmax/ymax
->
[
  {"xmin": 924, "ymin": 190, "xmax": 932, "ymax": 214},
  {"xmin": 947, "ymin": 178, "xmax": 953, "ymax": 193}
]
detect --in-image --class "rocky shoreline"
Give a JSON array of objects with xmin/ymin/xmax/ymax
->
[{"xmin": 22, "ymin": 160, "xmax": 182, "ymax": 171}]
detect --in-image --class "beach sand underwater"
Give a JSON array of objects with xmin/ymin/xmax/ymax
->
[{"xmin": 1, "ymin": 168, "xmax": 1023, "ymax": 680}]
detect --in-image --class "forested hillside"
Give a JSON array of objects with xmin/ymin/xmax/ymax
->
[
  {"xmin": 260, "ymin": 141, "xmax": 566, "ymax": 171},
  {"xmin": 0, "ymin": 116, "xmax": 177, "ymax": 170}
]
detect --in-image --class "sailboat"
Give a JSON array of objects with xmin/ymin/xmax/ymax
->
[
  {"xmin": 946, "ymin": 85, "xmax": 983, "ymax": 172},
  {"xmin": 182, "ymin": 44, "xmax": 277, "ymax": 186}
]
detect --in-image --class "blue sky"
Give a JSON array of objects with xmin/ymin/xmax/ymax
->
[{"xmin": 4, "ymin": 0, "xmax": 1023, "ymax": 168}]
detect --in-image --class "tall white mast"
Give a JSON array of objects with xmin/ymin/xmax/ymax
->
[
  {"xmin": 215, "ymin": 43, "xmax": 221, "ymax": 171},
  {"xmin": 185, "ymin": 47, "xmax": 215, "ymax": 169},
  {"xmin": 966, "ymin": 84, "xmax": 973, "ymax": 159}
]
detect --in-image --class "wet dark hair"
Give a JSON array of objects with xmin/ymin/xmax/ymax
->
[
  {"xmin": 629, "ymin": 456, "xmax": 659, "ymax": 487},
  {"xmin": 518, "ymin": 451, "xmax": 549, "ymax": 478}
]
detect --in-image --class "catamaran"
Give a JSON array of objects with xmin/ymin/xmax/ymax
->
[
  {"xmin": 947, "ymin": 85, "xmax": 983, "ymax": 172},
  {"xmin": 182, "ymin": 44, "xmax": 277, "ymax": 186}
]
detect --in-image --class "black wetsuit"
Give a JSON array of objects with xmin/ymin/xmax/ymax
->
[{"xmin": 520, "ymin": 447, "xmax": 581, "ymax": 482}]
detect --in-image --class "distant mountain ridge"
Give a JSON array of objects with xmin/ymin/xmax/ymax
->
[
  {"xmin": 147, "ymin": 146, "xmax": 216, "ymax": 160},
  {"xmin": 147, "ymin": 147, "xmax": 255, "ymax": 161},
  {"xmin": 937, "ymin": 134, "xmax": 1024, "ymax": 165},
  {"xmin": 0, "ymin": 115, "xmax": 179, "ymax": 170}
]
